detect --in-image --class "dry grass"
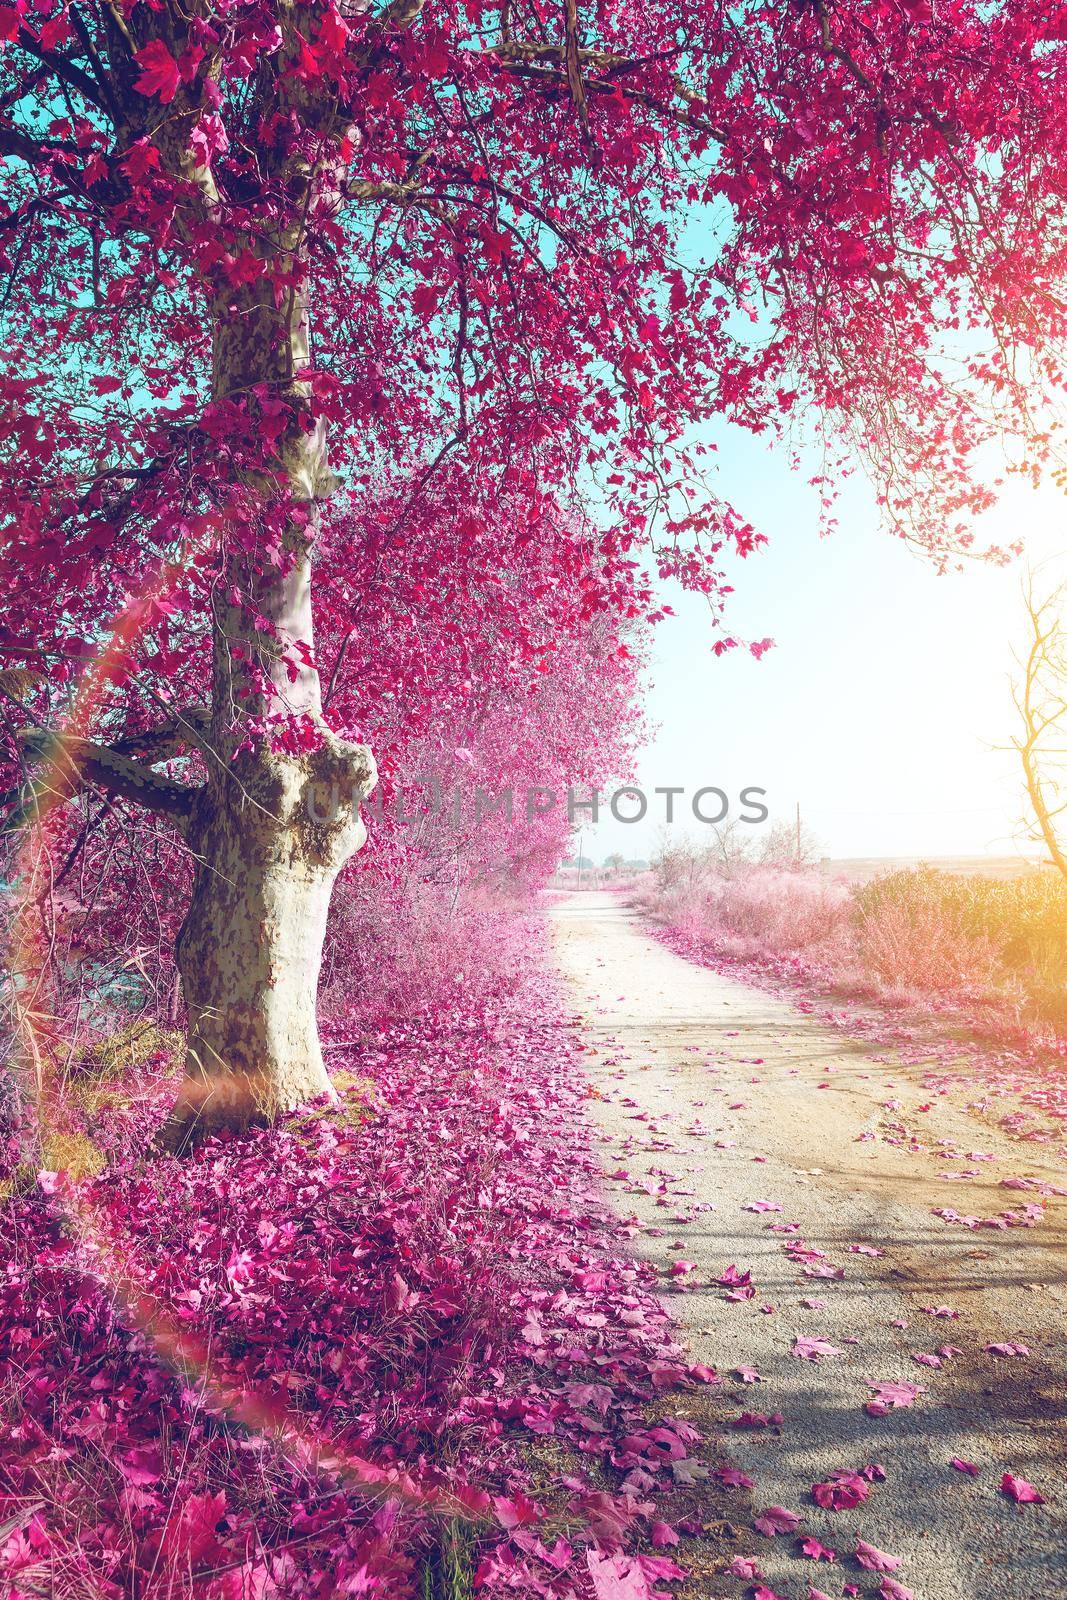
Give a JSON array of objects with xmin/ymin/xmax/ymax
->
[{"xmin": 641, "ymin": 851, "xmax": 1067, "ymax": 1045}]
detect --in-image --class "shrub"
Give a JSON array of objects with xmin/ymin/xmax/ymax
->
[
  {"xmin": 322, "ymin": 876, "xmax": 532, "ymax": 1025},
  {"xmin": 640, "ymin": 855, "xmax": 849, "ymax": 960},
  {"xmin": 643, "ymin": 847, "xmax": 1067, "ymax": 1045},
  {"xmin": 852, "ymin": 867, "xmax": 1067, "ymax": 1023}
]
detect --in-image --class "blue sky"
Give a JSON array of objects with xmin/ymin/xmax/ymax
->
[{"xmin": 581, "ymin": 424, "xmax": 1065, "ymax": 864}]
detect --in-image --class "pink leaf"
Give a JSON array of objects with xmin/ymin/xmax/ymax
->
[
  {"xmin": 718, "ymin": 1263, "xmax": 752, "ymax": 1286},
  {"xmin": 586, "ymin": 1551, "xmax": 651, "ymax": 1600},
  {"xmin": 811, "ymin": 1471, "xmax": 869, "ymax": 1511},
  {"xmin": 157, "ymin": 1490, "xmax": 227, "ymax": 1568},
  {"xmin": 797, "ymin": 1535, "xmax": 837, "ymax": 1562},
  {"xmin": 133, "ymin": 38, "xmax": 181, "ymax": 103},
  {"xmin": 854, "ymin": 1539, "xmax": 902, "ymax": 1573},
  {"xmin": 865, "ymin": 1380, "xmax": 924, "ymax": 1412},
  {"xmin": 754, "ymin": 1506, "xmax": 801, "ymax": 1537},
  {"xmin": 792, "ymin": 1336, "xmax": 842, "ymax": 1362},
  {"xmin": 1001, "ymin": 1473, "xmax": 1046, "ymax": 1504}
]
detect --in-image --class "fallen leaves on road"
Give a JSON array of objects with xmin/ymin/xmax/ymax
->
[
  {"xmin": 854, "ymin": 1538, "xmax": 903, "ymax": 1572},
  {"xmin": 1001, "ymin": 1473, "xmax": 1046, "ymax": 1504},
  {"xmin": 753, "ymin": 1506, "xmax": 801, "ymax": 1537}
]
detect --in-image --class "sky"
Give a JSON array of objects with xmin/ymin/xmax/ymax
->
[{"xmin": 580, "ymin": 423, "xmax": 1065, "ymax": 865}]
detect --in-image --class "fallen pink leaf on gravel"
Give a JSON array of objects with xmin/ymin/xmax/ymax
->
[
  {"xmin": 1001, "ymin": 1473, "xmax": 1046, "ymax": 1504},
  {"xmin": 727, "ymin": 1555, "xmax": 761, "ymax": 1578},
  {"xmin": 792, "ymin": 1336, "xmax": 842, "ymax": 1361},
  {"xmin": 951, "ymin": 1458, "xmax": 980, "ymax": 1475},
  {"xmin": 718, "ymin": 1264, "xmax": 752, "ymax": 1286},
  {"xmin": 879, "ymin": 1580, "xmax": 915, "ymax": 1600},
  {"xmin": 866, "ymin": 1380, "xmax": 924, "ymax": 1414},
  {"xmin": 689, "ymin": 1363, "xmax": 719, "ymax": 1383},
  {"xmin": 984, "ymin": 1342, "xmax": 1029, "ymax": 1357},
  {"xmin": 735, "ymin": 1366, "xmax": 762, "ymax": 1383},
  {"xmin": 811, "ymin": 1472, "xmax": 870, "ymax": 1510},
  {"xmin": 754, "ymin": 1506, "xmax": 801, "ymax": 1537},
  {"xmin": 854, "ymin": 1539, "xmax": 902, "ymax": 1572},
  {"xmin": 797, "ymin": 1536, "xmax": 837, "ymax": 1562},
  {"xmin": 718, "ymin": 1466, "xmax": 755, "ymax": 1489}
]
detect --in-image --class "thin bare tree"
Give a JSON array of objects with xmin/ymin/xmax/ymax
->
[{"xmin": 1013, "ymin": 572, "xmax": 1067, "ymax": 882}]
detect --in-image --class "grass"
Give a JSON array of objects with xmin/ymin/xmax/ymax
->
[
  {"xmin": 853, "ymin": 866, "xmax": 1067, "ymax": 1032},
  {"xmin": 640, "ymin": 854, "xmax": 1067, "ymax": 1047},
  {"xmin": 420, "ymin": 1521, "xmax": 476, "ymax": 1600}
]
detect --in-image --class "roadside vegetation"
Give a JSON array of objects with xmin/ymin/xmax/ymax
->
[{"xmin": 639, "ymin": 839, "xmax": 1067, "ymax": 1050}]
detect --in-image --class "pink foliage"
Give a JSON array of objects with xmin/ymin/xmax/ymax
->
[{"xmin": 0, "ymin": 955, "xmax": 709, "ymax": 1597}]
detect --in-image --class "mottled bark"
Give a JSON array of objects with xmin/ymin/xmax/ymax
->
[
  {"xmin": 156, "ymin": 733, "xmax": 375, "ymax": 1153},
  {"xmin": 156, "ymin": 282, "xmax": 377, "ymax": 1152}
]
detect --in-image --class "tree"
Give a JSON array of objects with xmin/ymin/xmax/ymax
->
[
  {"xmin": 758, "ymin": 815, "xmax": 823, "ymax": 874},
  {"xmin": 2, "ymin": 0, "xmax": 1065, "ymax": 1145},
  {"xmin": 1014, "ymin": 571, "xmax": 1067, "ymax": 881}
]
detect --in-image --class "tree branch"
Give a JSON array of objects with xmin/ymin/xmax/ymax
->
[
  {"xmin": 1014, "ymin": 575, "xmax": 1067, "ymax": 882},
  {"xmin": 14, "ymin": 27, "xmax": 116, "ymax": 118},
  {"xmin": 7, "ymin": 728, "xmax": 199, "ymax": 829},
  {"xmin": 109, "ymin": 705, "xmax": 211, "ymax": 762}
]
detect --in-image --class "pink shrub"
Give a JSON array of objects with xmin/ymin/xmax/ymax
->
[
  {"xmin": 643, "ymin": 867, "xmax": 850, "ymax": 962},
  {"xmin": 323, "ymin": 879, "xmax": 533, "ymax": 1023},
  {"xmin": 853, "ymin": 889, "xmax": 1011, "ymax": 1002}
]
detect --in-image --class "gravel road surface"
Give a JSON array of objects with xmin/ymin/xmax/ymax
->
[{"xmin": 552, "ymin": 892, "xmax": 1067, "ymax": 1600}]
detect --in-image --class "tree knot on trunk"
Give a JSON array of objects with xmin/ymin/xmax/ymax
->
[{"xmin": 157, "ymin": 731, "xmax": 376, "ymax": 1153}]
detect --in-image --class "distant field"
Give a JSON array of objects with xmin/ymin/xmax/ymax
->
[{"xmin": 824, "ymin": 855, "xmax": 1043, "ymax": 884}]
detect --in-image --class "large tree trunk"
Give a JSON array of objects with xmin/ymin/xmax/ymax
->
[
  {"xmin": 157, "ymin": 274, "xmax": 376, "ymax": 1153},
  {"xmin": 157, "ymin": 735, "xmax": 374, "ymax": 1153}
]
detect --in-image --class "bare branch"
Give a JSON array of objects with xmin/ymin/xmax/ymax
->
[
  {"xmin": 1014, "ymin": 571, "xmax": 1067, "ymax": 881},
  {"xmin": 8, "ymin": 728, "xmax": 199, "ymax": 829}
]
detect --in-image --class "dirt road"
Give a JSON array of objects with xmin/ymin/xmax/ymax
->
[{"xmin": 552, "ymin": 892, "xmax": 1067, "ymax": 1600}]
